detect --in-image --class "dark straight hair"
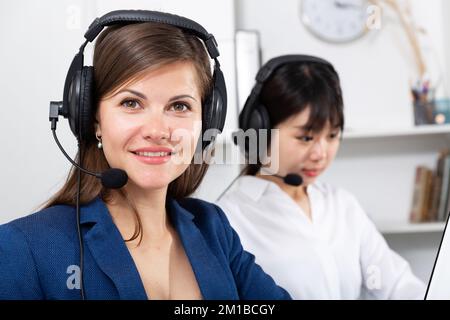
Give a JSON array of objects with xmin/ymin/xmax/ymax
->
[{"xmin": 245, "ymin": 60, "xmax": 344, "ymax": 175}]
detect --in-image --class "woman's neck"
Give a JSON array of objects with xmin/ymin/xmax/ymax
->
[
  {"xmin": 256, "ymin": 173, "xmax": 313, "ymax": 221},
  {"xmin": 256, "ymin": 172, "xmax": 308, "ymax": 202},
  {"xmin": 107, "ymin": 185, "xmax": 170, "ymax": 244}
]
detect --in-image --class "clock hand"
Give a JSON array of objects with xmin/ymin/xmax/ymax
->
[{"xmin": 334, "ymin": 0, "xmax": 363, "ymax": 10}]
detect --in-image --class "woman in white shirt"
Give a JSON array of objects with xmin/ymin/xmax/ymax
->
[{"xmin": 217, "ymin": 55, "xmax": 425, "ymax": 299}]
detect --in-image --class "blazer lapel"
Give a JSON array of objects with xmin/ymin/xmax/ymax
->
[
  {"xmin": 168, "ymin": 199, "xmax": 236, "ymax": 299},
  {"xmin": 78, "ymin": 197, "xmax": 235, "ymax": 300},
  {"xmin": 80, "ymin": 198, "xmax": 147, "ymax": 300}
]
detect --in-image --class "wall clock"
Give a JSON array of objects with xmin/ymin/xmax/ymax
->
[{"xmin": 300, "ymin": 0, "xmax": 370, "ymax": 43}]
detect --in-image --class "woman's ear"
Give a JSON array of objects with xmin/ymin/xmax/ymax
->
[{"xmin": 94, "ymin": 122, "xmax": 101, "ymax": 138}]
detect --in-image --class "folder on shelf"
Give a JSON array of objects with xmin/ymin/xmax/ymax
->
[
  {"xmin": 437, "ymin": 152, "xmax": 450, "ymax": 221},
  {"xmin": 235, "ymin": 30, "xmax": 261, "ymax": 112}
]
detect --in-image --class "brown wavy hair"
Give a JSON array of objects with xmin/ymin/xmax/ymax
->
[{"xmin": 44, "ymin": 22, "xmax": 213, "ymax": 242}]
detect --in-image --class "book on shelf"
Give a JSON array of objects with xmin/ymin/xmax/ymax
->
[
  {"xmin": 437, "ymin": 150, "xmax": 450, "ymax": 221},
  {"xmin": 410, "ymin": 166, "xmax": 434, "ymax": 222},
  {"xmin": 429, "ymin": 170, "xmax": 442, "ymax": 221},
  {"xmin": 410, "ymin": 149, "xmax": 450, "ymax": 224}
]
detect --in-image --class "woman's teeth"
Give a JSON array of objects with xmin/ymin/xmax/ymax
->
[{"xmin": 135, "ymin": 151, "xmax": 172, "ymax": 157}]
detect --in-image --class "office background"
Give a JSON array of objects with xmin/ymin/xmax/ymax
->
[{"xmin": 1, "ymin": 0, "xmax": 450, "ymax": 284}]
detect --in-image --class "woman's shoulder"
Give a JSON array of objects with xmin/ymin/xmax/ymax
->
[
  {"xmin": 0, "ymin": 204, "xmax": 77, "ymax": 245},
  {"xmin": 177, "ymin": 197, "xmax": 228, "ymax": 224},
  {"xmin": 218, "ymin": 175, "xmax": 269, "ymax": 205},
  {"xmin": 0, "ymin": 204, "xmax": 79, "ymax": 299},
  {"xmin": 312, "ymin": 181, "xmax": 371, "ymax": 223},
  {"xmin": 175, "ymin": 197, "xmax": 234, "ymax": 239},
  {"xmin": 312, "ymin": 181, "xmax": 360, "ymax": 204}
]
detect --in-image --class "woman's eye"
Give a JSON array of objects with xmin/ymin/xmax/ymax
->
[
  {"xmin": 170, "ymin": 102, "xmax": 191, "ymax": 112},
  {"xmin": 329, "ymin": 132, "xmax": 340, "ymax": 139},
  {"xmin": 120, "ymin": 99, "xmax": 140, "ymax": 109},
  {"xmin": 296, "ymin": 136, "xmax": 313, "ymax": 142}
]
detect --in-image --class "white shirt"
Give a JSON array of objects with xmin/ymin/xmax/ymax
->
[{"xmin": 217, "ymin": 176, "xmax": 425, "ymax": 300}]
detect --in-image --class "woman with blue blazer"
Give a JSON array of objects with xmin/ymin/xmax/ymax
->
[{"xmin": 0, "ymin": 10, "xmax": 290, "ymax": 300}]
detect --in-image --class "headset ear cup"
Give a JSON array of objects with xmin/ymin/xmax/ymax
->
[
  {"xmin": 212, "ymin": 67, "xmax": 227, "ymax": 132},
  {"xmin": 202, "ymin": 91, "xmax": 213, "ymax": 132},
  {"xmin": 248, "ymin": 104, "xmax": 270, "ymax": 131},
  {"xmin": 202, "ymin": 67, "xmax": 227, "ymax": 149},
  {"xmin": 67, "ymin": 70, "xmax": 81, "ymax": 138},
  {"xmin": 203, "ymin": 87, "xmax": 225, "ymax": 131},
  {"xmin": 79, "ymin": 67, "xmax": 95, "ymax": 142},
  {"xmin": 243, "ymin": 104, "xmax": 270, "ymax": 157},
  {"xmin": 201, "ymin": 91, "xmax": 218, "ymax": 150},
  {"xmin": 260, "ymin": 104, "xmax": 271, "ymax": 132}
]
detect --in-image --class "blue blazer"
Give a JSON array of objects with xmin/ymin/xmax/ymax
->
[{"xmin": 0, "ymin": 197, "xmax": 291, "ymax": 300}]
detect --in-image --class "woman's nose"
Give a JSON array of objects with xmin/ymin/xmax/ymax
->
[
  {"xmin": 309, "ymin": 139, "xmax": 327, "ymax": 161},
  {"xmin": 141, "ymin": 109, "xmax": 171, "ymax": 142}
]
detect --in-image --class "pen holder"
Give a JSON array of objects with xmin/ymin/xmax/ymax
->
[
  {"xmin": 412, "ymin": 86, "xmax": 435, "ymax": 125},
  {"xmin": 413, "ymin": 98, "xmax": 435, "ymax": 125}
]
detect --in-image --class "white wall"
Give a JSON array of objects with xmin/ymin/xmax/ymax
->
[
  {"xmin": 0, "ymin": 0, "xmax": 92, "ymax": 223},
  {"xmin": 236, "ymin": 0, "xmax": 449, "ymax": 131},
  {"xmin": 443, "ymin": 0, "xmax": 450, "ymax": 96}
]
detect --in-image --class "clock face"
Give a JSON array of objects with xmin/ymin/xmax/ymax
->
[{"xmin": 301, "ymin": 0, "xmax": 369, "ymax": 43}]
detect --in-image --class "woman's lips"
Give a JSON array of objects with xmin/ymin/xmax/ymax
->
[
  {"xmin": 132, "ymin": 152, "xmax": 172, "ymax": 165},
  {"xmin": 131, "ymin": 147, "xmax": 176, "ymax": 165},
  {"xmin": 302, "ymin": 169, "xmax": 321, "ymax": 177},
  {"xmin": 132, "ymin": 146, "xmax": 174, "ymax": 153}
]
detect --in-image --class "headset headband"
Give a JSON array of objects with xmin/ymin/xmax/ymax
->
[
  {"xmin": 256, "ymin": 54, "xmax": 333, "ymax": 83},
  {"xmin": 62, "ymin": 9, "xmax": 222, "ymax": 121},
  {"xmin": 84, "ymin": 10, "xmax": 220, "ymax": 59},
  {"xmin": 239, "ymin": 54, "xmax": 336, "ymax": 132}
]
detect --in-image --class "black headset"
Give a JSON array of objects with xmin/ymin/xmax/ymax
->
[
  {"xmin": 61, "ymin": 9, "xmax": 227, "ymax": 149},
  {"xmin": 239, "ymin": 54, "xmax": 336, "ymax": 133},
  {"xmin": 235, "ymin": 54, "xmax": 337, "ymax": 155}
]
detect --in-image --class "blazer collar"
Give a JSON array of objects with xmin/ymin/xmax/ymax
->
[
  {"xmin": 79, "ymin": 197, "xmax": 233, "ymax": 300},
  {"xmin": 167, "ymin": 199, "xmax": 235, "ymax": 299},
  {"xmin": 79, "ymin": 197, "xmax": 147, "ymax": 300}
]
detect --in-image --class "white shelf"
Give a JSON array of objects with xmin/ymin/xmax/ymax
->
[
  {"xmin": 213, "ymin": 125, "xmax": 450, "ymax": 142},
  {"xmin": 344, "ymin": 124, "xmax": 450, "ymax": 139},
  {"xmin": 378, "ymin": 222, "xmax": 447, "ymax": 234}
]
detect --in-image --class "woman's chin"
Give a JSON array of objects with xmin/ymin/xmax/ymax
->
[
  {"xmin": 301, "ymin": 176, "xmax": 317, "ymax": 186},
  {"xmin": 128, "ymin": 175, "xmax": 173, "ymax": 191}
]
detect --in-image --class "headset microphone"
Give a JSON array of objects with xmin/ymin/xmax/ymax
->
[
  {"xmin": 49, "ymin": 101, "xmax": 128, "ymax": 189},
  {"xmin": 216, "ymin": 171, "xmax": 303, "ymax": 201},
  {"xmin": 273, "ymin": 173, "xmax": 303, "ymax": 187},
  {"xmin": 259, "ymin": 167, "xmax": 303, "ymax": 187}
]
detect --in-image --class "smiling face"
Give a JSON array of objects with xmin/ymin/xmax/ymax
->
[
  {"xmin": 270, "ymin": 106, "xmax": 342, "ymax": 186},
  {"xmin": 95, "ymin": 61, "xmax": 203, "ymax": 192}
]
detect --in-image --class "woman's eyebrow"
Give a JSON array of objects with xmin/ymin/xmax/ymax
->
[
  {"xmin": 111, "ymin": 91, "xmax": 197, "ymax": 103},
  {"xmin": 113, "ymin": 89, "xmax": 147, "ymax": 100},
  {"xmin": 169, "ymin": 94, "xmax": 197, "ymax": 102}
]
